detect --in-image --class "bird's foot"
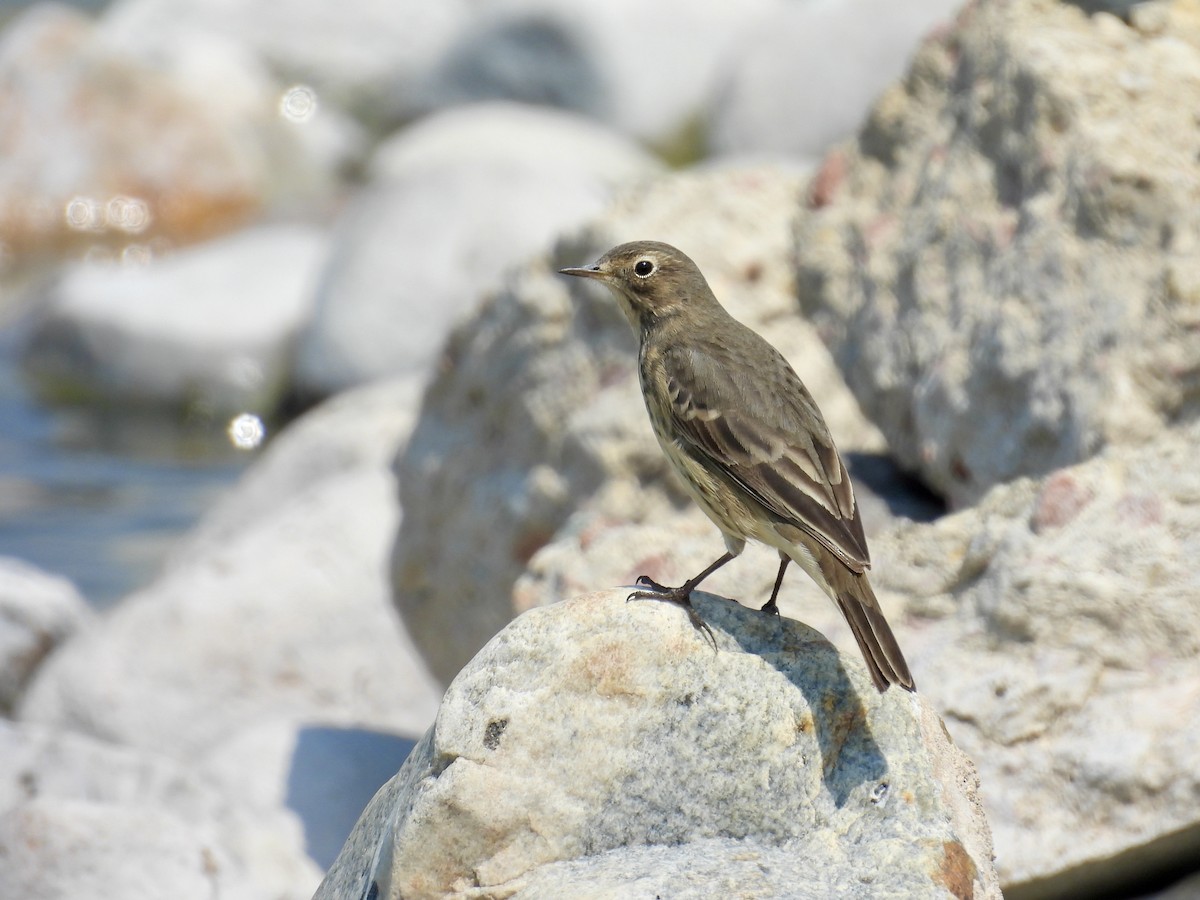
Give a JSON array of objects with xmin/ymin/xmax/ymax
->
[
  {"xmin": 627, "ymin": 576, "xmax": 716, "ymax": 648},
  {"xmin": 630, "ymin": 574, "xmax": 672, "ymax": 593},
  {"xmin": 759, "ymin": 598, "xmax": 780, "ymax": 617}
]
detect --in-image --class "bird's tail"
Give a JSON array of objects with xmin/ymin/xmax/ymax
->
[{"xmin": 828, "ymin": 567, "xmax": 915, "ymax": 693}]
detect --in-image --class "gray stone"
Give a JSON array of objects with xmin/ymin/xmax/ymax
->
[
  {"xmin": 708, "ymin": 0, "xmax": 964, "ymax": 160},
  {"xmin": 19, "ymin": 379, "xmax": 441, "ymax": 760},
  {"xmin": 294, "ymin": 102, "xmax": 662, "ymax": 397},
  {"xmin": 22, "ymin": 225, "xmax": 329, "ymax": 415},
  {"xmin": 392, "ymin": 162, "xmax": 890, "ymax": 684},
  {"xmin": 0, "ymin": 558, "xmax": 90, "ymax": 713},
  {"xmin": 793, "ymin": 0, "xmax": 1200, "ymax": 506},
  {"xmin": 315, "ymin": 591, "xmax": 999, "ymax": 900}
]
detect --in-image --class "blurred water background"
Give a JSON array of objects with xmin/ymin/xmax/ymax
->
[
  {"xmin": 0, "ymin": 321, "xmax": 250, "ymax": 607},
  {"xmin": 0, "ymin": 0, "xmax": 273, "ymax": 608}
]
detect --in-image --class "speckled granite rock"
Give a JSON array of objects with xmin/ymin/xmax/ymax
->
[{"xmin": 315, "ymin": 591, "xmax": 998, "ymax": 900}]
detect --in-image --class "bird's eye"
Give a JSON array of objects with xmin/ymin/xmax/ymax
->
[{"xmin": 634, "ymin": 259, "xmax": 655, "ymax": 277}]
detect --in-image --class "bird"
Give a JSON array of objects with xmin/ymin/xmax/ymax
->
[{"xmin": 559, "ymin": 240, "xmax": 915, "ymax": 692}]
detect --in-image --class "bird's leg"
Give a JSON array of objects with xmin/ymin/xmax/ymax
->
[
  {"xmin": 760, "ymin": 554, "xmax": 789, "ymax": 617},
  {"xmin": 627, "ymin": 551, "xmax": 736, "ymax": 645}
]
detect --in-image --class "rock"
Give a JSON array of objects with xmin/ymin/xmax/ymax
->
[
  {"xmin": 0, "ymin": 4, "xmax": 346, "ymax": 258},
  {"xmin": 707, "ymin": 0, "xmax": 964, "ymax": 160},
  {"xmin": 0, "ymin": 719, "xmax": 319, "ymax": 900},
  {"xmin": 18, "ymin": 379, "xmax": 441, "ymax": 759},
  {"xmin": 315, "ymin": 591, "xmax": 999, "ymax": 900},
  {"xmin": 20, "ymin": 224, "xmax": 329, "ymax": 415},
  {"xmin": 101, "ymin": 0, "xmax": 470, "ymax": 126},
  {"xmin": 861, "ymin": 422, "xmax": 1200, "ymax": 894},
  {"xmin": 0, "ymin": 800, "xmax": 247, "ymax": 900},
  {"xmin": 794, "ymin": 0, "xmax": 1200, "ymax": 506},
  {"xmin": 392, "ymin": 162, "xmax": 887, "ymax": 684},
  {"xmin": 0, "ymin": 558, "xmax": 91, "ymax": 713},
  {"xmin": 408, "ymin": 0, "xmax": 784, "ymax": 148},
  {"xmin": 293, "ymin": 102, "xmax": 662, "ymax": 397}
]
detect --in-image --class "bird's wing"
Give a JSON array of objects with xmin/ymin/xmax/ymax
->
[{"xmin": 661, "ymin": 339, "xmax": 870, "ymax": 572}]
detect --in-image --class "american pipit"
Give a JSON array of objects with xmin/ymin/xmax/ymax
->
[{"xmin": 560, "ymin": 241, "xmax": 915, "ymax": 692}]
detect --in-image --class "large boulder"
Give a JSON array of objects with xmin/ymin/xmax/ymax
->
[
  {"xmin": 316, "ymin": 591, "xmax": 999, "ymax": 900},
  {"xmin": 794, "ymin": 0, "xmax": 1200, "ymax": 506},
  {"xmin": 293, "ymin": 102, "xmax": 662, "ymax": 397},
  {"xmin": 391, "ymin": 162, "xmax": 893, "ymax": 684}
]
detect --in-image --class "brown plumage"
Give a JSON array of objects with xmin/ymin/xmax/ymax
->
[{"xmin": 560, "ymin": 240, "xmax": 915, "ymax": 692}]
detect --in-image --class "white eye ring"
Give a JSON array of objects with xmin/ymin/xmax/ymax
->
[{"xmin": 634, "ymin": 259, "xmax": 655, "ymax": 278}]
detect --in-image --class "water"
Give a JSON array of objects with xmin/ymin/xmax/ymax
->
[{"xmin": 0, "ymin": 323, "xmax": 251, "ymax": 608}]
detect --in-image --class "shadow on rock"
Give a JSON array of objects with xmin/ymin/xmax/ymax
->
[{"xmin": 688, "ymin": 591, "xmax": 888, "ymax": 808}]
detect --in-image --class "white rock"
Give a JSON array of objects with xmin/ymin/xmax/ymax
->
[
  {"xmin": 21, "ymin": 224, "xmax": 329, "ymax": 415},
  {"xmin": 366, "ymin": 101, "xmax": 659, "ymax": 184},
  {"xmin": 315, "ymin": 591, "xmax": 999, "ymax": 900},
  {"xmin": 708, "ymin": 0, "xmax": 964, "ymax": 159},
  {"xmin": 0, "ymin": 720, "xmax": 319, "ymax": 900},
  {"xmin": 294, "ymin": 102, "xmax": 662, "ymax": 396},
  {"xmin": 0, "ymin": 558, "xmax": 90, "ymax": 712},
  {"xmin": 18, "ymin": 379, "xmax": 441, "ymax": 760}
]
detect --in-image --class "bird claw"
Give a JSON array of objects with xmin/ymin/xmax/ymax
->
[
  {"xmin": 633, "ymin": 574, "xmax": 672, "ymax": 593},
  {"xmin": 759, "ymin": 599, "xmax": 780, "ymax": 617},
  {"xmin": 626, "ymin": 584, "xmax": 717, "ymax": 650}
]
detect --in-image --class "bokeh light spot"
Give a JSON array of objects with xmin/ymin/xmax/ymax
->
[
  {"xmin": 279, "ymin": 85, "xmax": 318, "ymax": 123},
  {"xmin": 228, "ymin": 413, "xmax": 266, "ymax": 450}
]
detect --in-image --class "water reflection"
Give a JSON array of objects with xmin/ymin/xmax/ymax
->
[{"xmin": 0, "ymin": 325, "xmax": 253, "ymax": 607}]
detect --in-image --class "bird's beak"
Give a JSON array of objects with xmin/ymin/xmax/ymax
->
[{"xmin": 558, "ymin": 265, "xmax": 608, "ymax": 281}]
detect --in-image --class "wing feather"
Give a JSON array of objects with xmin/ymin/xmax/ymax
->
[{"xmin": 661, "ymin": 339, "xmax": 870, "ymax": 572}]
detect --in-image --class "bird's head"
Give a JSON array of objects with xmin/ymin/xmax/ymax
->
[{"xmin": 559, "ymin": 240, "xmax": 717, "ymax": 330}]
